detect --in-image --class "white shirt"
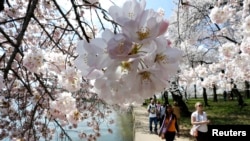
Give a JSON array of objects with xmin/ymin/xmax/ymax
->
[
  {"xmin": 191, "ymin": 111, "xmax": 208, "ymax": 132},
  {"xmin": 160, "ymin": 105, "xmax": 165, "ymax": 117},
  {"xmin": 147, "ymin": 104, "xmax": 157, "ymax": 118}
]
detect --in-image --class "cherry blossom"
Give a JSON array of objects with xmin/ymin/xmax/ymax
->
[
  {"xmin": 23, "ymin": 48, "xmax": 45, "ymax": 73},
  {"xmin": 209, "ymin": 6, "xmax": 232, "ymax": 24}
]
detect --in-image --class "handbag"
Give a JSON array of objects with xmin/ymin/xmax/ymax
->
[
  {"xmin": 158, "ymin": 114, "xmax": 173, "ymax": 139},
  {"xmin": 190, "ymin": 125, "xmax": 200, "ymax": 137}
]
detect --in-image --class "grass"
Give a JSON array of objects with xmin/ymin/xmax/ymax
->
[
  {"xmin": 180, "ymin": 98, "xmax": 250, "ymax": 128},
  {"xmin": 143, "ymin": 96, "xmax": 250, "ymax": 134},
  {"xmin": 142, "ymin": 95, "xmax": 250, "ymax": 138}
]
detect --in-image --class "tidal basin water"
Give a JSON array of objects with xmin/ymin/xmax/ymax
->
[
  {"xmin": 2, "ymin": 108, "xmax": 133, "ymax": 141},
  {"xmin": 61, "ymin": 112, "xmax": 134, "ymax": 141}
]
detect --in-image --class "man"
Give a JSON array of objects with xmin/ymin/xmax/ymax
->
[{"xmin": 147, "ymin": 99, "xmax": 158, "ymax": 134}]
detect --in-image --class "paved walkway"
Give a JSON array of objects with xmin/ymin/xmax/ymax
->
[{"xmin": 133, "ymin": 105, "xmax": 194, "ymax": 141}]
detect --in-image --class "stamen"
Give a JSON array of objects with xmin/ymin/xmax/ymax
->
[
  {"xmin": 121, "ymin": 61, "xmax": 131, "ymax": 71},
  {"xmin": 129, "ymin": 43, "xmax": 141, "ymax": 55},
  {"xmin": 139, "ymin": 71, "xmax": 150, "ymax": 81},
  {"xmin": 155, "ymin": 53, "xmax": 169, "ymax": 64},
  {"xmin": 128, "ymin": 12, "xmax": 134, "ymax": 19},
  {"xmin": 136, "ymin": 27, "xmax": 150, "ymax": 40}
]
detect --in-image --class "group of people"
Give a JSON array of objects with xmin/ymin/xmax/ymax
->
[
  {"xmin": 147, "ymin": 99, "xmax": 210, "ymax": 141},
  {"xmin": 147, "ymin": 99, "xmax": 181, "ymax": 140}
]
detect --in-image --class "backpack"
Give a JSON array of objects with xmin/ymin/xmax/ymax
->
[{"xmin": 148, "ymin": 104, "xmax": 159, "ymax": 114}]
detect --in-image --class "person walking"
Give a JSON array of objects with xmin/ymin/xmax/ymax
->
[
  {"xmin": 190, "ymin": 102, "xmax": 210, "ymax": 141},
  {"xmin": 147, "ymin": 99, "xmax": 158, "ymax": 134},
  {"xmin": 158, "ymin": 104, "xmax": 179, "ymax": 141},
  {"xmin": 159, "ymin": 102, "xmax": 166, "ymax": 130}
]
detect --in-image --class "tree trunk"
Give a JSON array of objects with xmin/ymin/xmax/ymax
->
[
  {"xmin": 171, "ymin": 91, "xmax": 191, "ymax": 117},
  {"xmin": 194, "ymin": 84, "xmax": 197, "ymax": 99},
  {"xmin": 245, "ymin": 81, "xmax": 250, "ymax": 99},
  {"xmin": 223, "ymin": 91, "xmax": 227, "ymax": 101},
  {"xmin": 212, "ymin": 84, "xmax": 218, "ymax": 102},
  {"xmin": 162, "ymin": 90, "xmax": 169, "ymax": 106},
  {"xmin": 203, "ymin": 87, "xmax": 210, "ymax": 107},
  {"xmin": 231, "ymin": 83, "xmax": 247, "ymax": 109}
]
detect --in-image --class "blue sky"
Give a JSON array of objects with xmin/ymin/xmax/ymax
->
[
  {"xmin": 146, "ymin": 0, "xmax": 176, "ymax": 18},
  {"xmin": 102, "ymin": 0, "xmax": 176, "ymax": 19}
]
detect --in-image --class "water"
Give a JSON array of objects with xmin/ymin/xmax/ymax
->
[
  {"xmin": 52, "ymin": 112, "xmax": 134, "ymax": 141},
  {"xmin": 1, "ymin": 111, "xmax": 133, "ymax": 141}
]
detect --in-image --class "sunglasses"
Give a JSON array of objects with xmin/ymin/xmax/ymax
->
[{"xmin": 198, "ymin": 105, "xmax": 203, "ymax": 107}]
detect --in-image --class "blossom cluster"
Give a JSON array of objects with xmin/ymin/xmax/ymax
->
[{"xmin": 74, "ymin": 0, "xmax": 182, "ymax": 104}]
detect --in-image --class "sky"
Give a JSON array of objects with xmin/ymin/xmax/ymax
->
[
  {"xmin": 59, "ymin": 0, "xmax": 176, "ymax": 36},
  {"xmin": 61, "ymin": 0, "xmax": 176, "ymax": 19},
  {"xmin": 102, "ymin": 0, "xmax": 176, "ymax": 19},
  {"xmin": 145, "ymin": 0, "xmax": 176, "ymax": 19}
]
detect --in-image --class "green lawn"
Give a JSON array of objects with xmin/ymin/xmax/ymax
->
[
  {"xmin": 142, "ymin": 96, "xmax": 250, "ymax": 138},
  {"xmin": 180, "ymin": 98, "xmax": 250, "ymax": 128}
]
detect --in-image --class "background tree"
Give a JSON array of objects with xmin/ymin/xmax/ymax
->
[
  {"xmin": 0, "ymin": 0, "xmax": 183, "ymax": 140},
  {"xmin": 0, "ymin": 0, "xmax": 127, "ymax": 140},
  {"xmin": 168, "ymin": 0, "xmax": 250, "ymax": 107}
]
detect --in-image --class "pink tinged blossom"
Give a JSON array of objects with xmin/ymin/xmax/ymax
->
[
  {"xmin": 93, "ymin": 77, "xmax": 129, "ymax": 104},
  {"xmin": 67, "ymin": 110, "xmax": 82, "ymax": 125},
  {"xmin": 58, "ymin": 67, "xmax": 82, "ymax": 92},
  {"xmin": 107, "ymin": 34, "xmax": 134, "ymax": 60},
  {"xmin": 102, "ymin": 29, "xmax": 115, "ymax": 42},
  {"xmin": 122, "ymin": 9, "xmax": 169, "ymax": 42},
  {"xmin": 233, "ymin": 53, "xmax": 250, "ymax": 70},
  {"xmin": 243, "ymin": 15, "xmax": 250, "ymax": 33},
  {"xmin": 143, "ymin": 38, "xmax": 182, "ymax": 79},
  {"xmin": 93, "ymin": 60, "xmax": 141, "ymax": 103},
  {"xmin": 50, "ymin": 92, "xmax": 76, "ymax": 115},
  {"xmin": 209, "ymin": 6, "xmax": 231, "ymax": 24},
  {"xmin": 157, "ymin": 19, "xmax": 169, "ymax": 36},
  {"xmin": 45, "ymin": 52, "xmax": 67, "ymax": 73},
  {"xmin": 74, "ymin": 39, "xmax": 111, "ymax": 79},
  {"xmin": 108, "ymin": 0, "xmax": 146, "ymax": 25},
  {"xmin": 84, "ymin": 38, "xmax": 111, "ymax": 69},
  {"xmin": 126, "ymin": 68, "xmax": 168, "ymax": 98},
  {"xmin": 219, "ymin": 42, "xmax": 237, "ymax": 58},
  {"xmin": 240, "ymin": 39, "xmax": 250, "ymax": 54},
  {"xmin": 93, "ymin": 77, "xmax": 113, "ymax": 100},
  {"xmin": 157, "ymin": 8, "xmax": 165, "ymax": 17},
  {"xmin": 78, "ymin": 132, "xmax": 87, "ymax": 139},
  {"xmin": 5, "ymin": 7, "xmax": 18, "ymax": 17},
  {"xmin": 23, "ymin": 48, "xmax": 44, "ymax": 73},
  {"xmin": 194, "ymin": 65, "xmax": 208, "ymax": 78}
]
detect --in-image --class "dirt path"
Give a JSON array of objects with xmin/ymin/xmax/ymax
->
[{"xmin": 133, "ymin": 105, "xmax": 194, "ymax": 141}]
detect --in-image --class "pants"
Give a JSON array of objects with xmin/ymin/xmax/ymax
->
[
  {"xmin": 149, "ymin": 117, "xmax": 158, "ymax": 132},
  {"xmin": 196, "ymin": 131, "xmax": 209, "ymax": 141},
  {"xmin": 165, "ymin": 131, "xmax": 176, "ymax": 141},
  {"xmin": 159, "ymin": 115, "xmax": 164, "ymax": 129}
]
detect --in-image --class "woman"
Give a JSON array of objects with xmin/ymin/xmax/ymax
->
[
  {"xmin": 191, "ymin": 102, "xmax": 210, "ymax": 141},
  {"xmin": 159, "ymin": 104, "xmax": 179, "ymax": 141},
  {"xmin": 159, "ymin": 103, "xmax": 166, "ymax": 129}
]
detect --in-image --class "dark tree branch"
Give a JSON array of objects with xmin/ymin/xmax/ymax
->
[
  {"xmin": 0, "ymin": 0, "xmax": 4, "ymax": 12},
  {"xmin": 52, "ymin": 0, "xmax": 83, "ymax": 40},
  {"xmin": 70, "ymin": 0, "xmax": 90, "ymax": 42},
  {"xmin": 4, "ymin": 0, "xmax": 39, "ymax": 79}
]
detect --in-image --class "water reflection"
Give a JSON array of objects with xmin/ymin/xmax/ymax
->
[{"xmin": 52, "ymin": 111, "xmax": 134, "ymax": 141}]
